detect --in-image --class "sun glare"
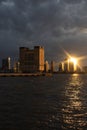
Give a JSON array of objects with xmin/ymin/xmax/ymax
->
[
  {"xmin": 61, "ymin": 48, "xmax": 83, "ymax": 71},
  {"xmin": 69, "ymin": 57, "xmax": 78, "ymax": 71},
  {"xmin": 70, "ymin": 57, "xmax": 77, "ymax": 65}
]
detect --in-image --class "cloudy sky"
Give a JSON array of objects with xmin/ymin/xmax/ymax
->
[{"xmin": 0, "ymin": 0, "xmax": 87, "ymax": 65}]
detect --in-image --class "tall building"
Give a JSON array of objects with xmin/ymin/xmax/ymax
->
[
  {"xmin": 44, "ymin": 61, "xmax": 49, "ymax": 72},
  {"xmin": 13, "ymin": 61, "xmax": 20, "ymax": 73},
  {"xmin": 62, "ymin": 58, "xmax": 77, "ymax": 72},
  {"xmin": 50, "ymin": 61, "xmax": 55, "ymax": 72},
  {"xmin": 2, "ymin": 57, "xmax": 11, "ymax": 72},
  {"xmin": 59, "ymin": 62, "xmax": 64, "ymax": 72},
  {"xmin": 19, "ymin": 46, "xmax": 44, "ymax": 72},
  {"xmin": 69, "ymin": 61, "xmax": 74, "ymax": 72},
  {"xmin": 64, "ymin": 59, "xmax": 69, "ymax": 72}
]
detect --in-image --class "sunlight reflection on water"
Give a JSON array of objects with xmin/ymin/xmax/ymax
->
[{"xmin": 62, "ymin": 74, "xmax": 87, "ymax": 130}]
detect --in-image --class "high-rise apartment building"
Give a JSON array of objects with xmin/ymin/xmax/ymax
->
[{"xmin": 19, "ymin": 46, "xmax": 44, "ymax": 72}]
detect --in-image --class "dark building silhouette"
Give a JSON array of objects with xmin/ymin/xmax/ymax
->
[
  {"xmin": 77, "ymin": 66, "xmax": 81, "ymax": 72},
  {"xmin": 2, "ymin": 57, "xmax": 11, "ymax": 72},
  {"xmin": 50, "ymin": 61, "xmax": 55, "ymax": 72},
  {"xmin": 19, "ymin": 46, "xmax": 44, "ymax": 72},
  {"xmin": 59, "ymin": 62, "xmax": 64, "ymax": 72},
  {"xmin": 69, "ymin": 61, "xmax": 74, "ymax": 72},
  {"xmin": 64, "ymin": 59, "xmax": 69, "ymax": 72}
]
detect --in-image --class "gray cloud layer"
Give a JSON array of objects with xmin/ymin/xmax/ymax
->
[{"xmin": 0, "ymin": 0, "xmax": 87, "ymax": 64}]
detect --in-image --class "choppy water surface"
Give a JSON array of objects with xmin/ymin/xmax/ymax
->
[{"xmin": 0, "ymin": 74, "xmax": 87, "ymax": 129}]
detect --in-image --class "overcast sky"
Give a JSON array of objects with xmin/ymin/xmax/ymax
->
[{"xmin": 0, "ymin": 0, "xmax": 87, "ymax": 65}]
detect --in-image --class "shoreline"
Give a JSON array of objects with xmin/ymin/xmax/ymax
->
[
  {"xmin": 53, "ymin": 72, "xmax": 86, "ymax": 74},
  {"xmin": 0, "ymin": 72, "xmax": 86, "ymax": 77},
  {"xmin": 0, "ymin": 73, "xmax": 52, "ymax": 77}
]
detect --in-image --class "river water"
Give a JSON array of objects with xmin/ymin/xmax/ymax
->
[{"xmin": 0, "ymin": 74, "xmax": 87, "ymax": 129}]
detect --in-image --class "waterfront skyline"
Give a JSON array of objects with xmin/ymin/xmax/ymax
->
[
  {"xmin": 1, "ymin": 0, "xmax": 87, "ymax": 65},
  {"xmin": 0, "ymin": 46, "xmax": 85, "ymax": 73}
]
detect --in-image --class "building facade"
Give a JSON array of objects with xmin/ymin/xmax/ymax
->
[{"xmin": 19, "ymin": 46, "xmax": 44, "ymax": 72}]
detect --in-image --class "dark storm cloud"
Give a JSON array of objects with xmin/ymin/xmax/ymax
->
[
  {"xmin": 62, "ymin": 0, "xmax": 82, "ymax": 4},
  {"xmin": 0, "ymin": 0, "xmax": 87, "ymax": 64}
]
